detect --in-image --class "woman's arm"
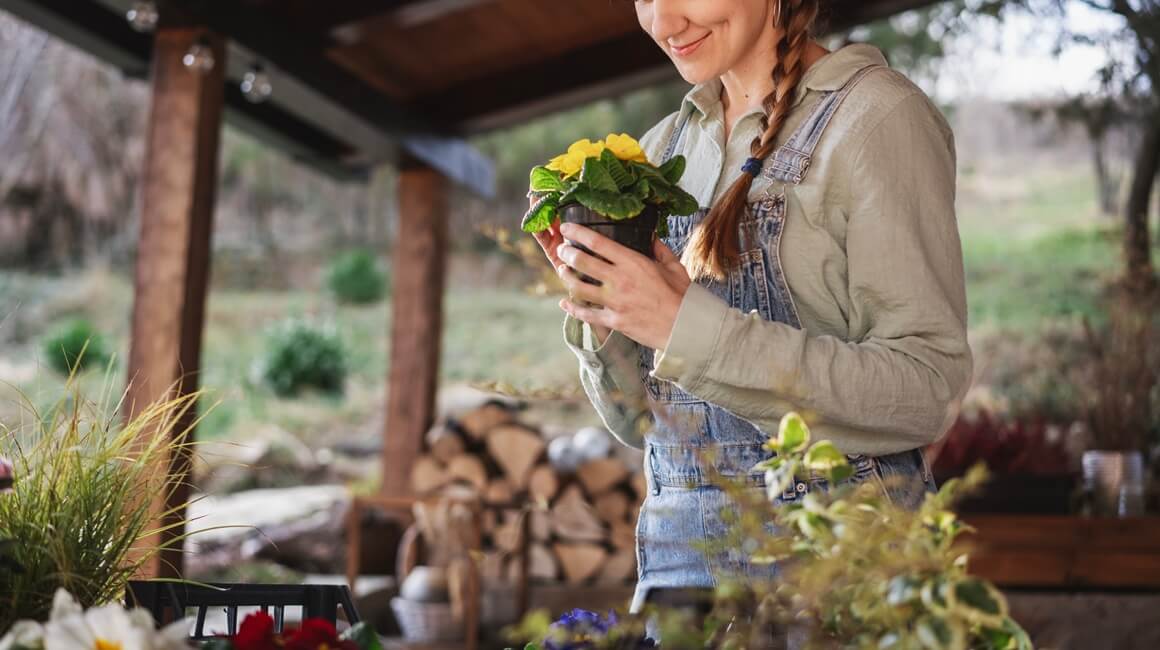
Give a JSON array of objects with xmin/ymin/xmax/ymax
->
[{"xmin": 650, "ymin": 93, "xmax": 972, "ymax": 452}]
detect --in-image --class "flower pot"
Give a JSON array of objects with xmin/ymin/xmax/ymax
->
[
  {"xmin": 560, "ymin": 203, "xmax": 659, "ymax": 286},
  {"xmin": 1082, "ymin": 450, "xmax": 1146, "ymax": 516}
]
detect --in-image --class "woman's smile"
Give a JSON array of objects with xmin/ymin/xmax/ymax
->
[{"xmin": 670, "ymin": 33, "xmax": 710, "ymax": 58}]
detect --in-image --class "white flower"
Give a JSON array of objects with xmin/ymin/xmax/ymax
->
[
  {"xmin": 0, "ymin": 620, "xmax": 46, "ymax": 650},
  {"xmin": 3, "ymin": 589, "xmax": 192, "ymax": 650}
]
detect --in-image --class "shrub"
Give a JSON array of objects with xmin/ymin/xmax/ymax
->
[
  {"xmin": 254, "ymin": 318, "xmax": 347, "ymax": 397},
  {"xmin": 39, "ymin": 318, "xmax": 111, "ymax": 375},
  {"xmin": 325, "ymin": 249, "xmax": 387, "ymax": 305},
  {"xmin": 0, "ymin": 376, "xmax": 204, "ymax": 632}
]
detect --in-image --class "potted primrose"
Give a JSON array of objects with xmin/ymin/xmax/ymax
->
[{"xmin": 521, "ymin": 134, "xmax": 698, "ymax": 282}]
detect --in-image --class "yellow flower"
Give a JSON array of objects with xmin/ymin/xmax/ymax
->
[
  {"xmin": 604, "ymin": 133, "xmax": 649, "ymax": 163},
  {"xmin": 545, "ymin": 138, "xmax": 607, "ymax": 177}
]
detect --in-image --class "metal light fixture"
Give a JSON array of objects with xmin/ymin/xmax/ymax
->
[
  {"xmin": 182, "ymin": 36, "xmax": 215, "ymax": 73},
  {"xmin": 125, "ymin": 1, "xmax": 159, "ymax": 33},
  {"xmin": 241, "ymin": 63, "xmax": 273, "ymax": 103}
]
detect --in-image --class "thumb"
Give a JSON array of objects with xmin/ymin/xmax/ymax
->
[{"xmin": 653, "ymin": 237, "xmax": 678, "ymax": 263}]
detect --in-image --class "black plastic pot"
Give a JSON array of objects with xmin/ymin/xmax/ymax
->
[{"xmin": 560, "ymin": 203, "xmax": 659, "ymax": 286}]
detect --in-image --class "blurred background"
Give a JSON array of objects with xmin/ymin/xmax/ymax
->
[{"xmin": 0, "ymin": 0, "xmax": 1158, "ymax": 633}]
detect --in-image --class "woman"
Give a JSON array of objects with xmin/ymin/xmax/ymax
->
[{"xmin": 532, "ymin": 0, "xmax": 972, "ymax": 623}]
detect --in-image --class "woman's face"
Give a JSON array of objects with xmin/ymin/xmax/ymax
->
[{"xmin": 634, "ymin": 0, "xmax": 774, "ymax": 84}]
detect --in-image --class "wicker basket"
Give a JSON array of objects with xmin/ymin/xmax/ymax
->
[{"xmin": 390, "ymin": 596, "xmax": 465, "ymax": 643}]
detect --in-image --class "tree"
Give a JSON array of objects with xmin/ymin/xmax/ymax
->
[{"xmin": 986, "ymin": 0, "xmax": 1160, "ymax": 290}]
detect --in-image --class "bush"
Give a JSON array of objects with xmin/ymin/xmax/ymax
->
[
  {"xmin": 254, "ymin": 318, "xmax": 347, "ymax": 397},
  {"xmin": 40, "ymin": 318, "xmax": 111, "ymax": 375},
  {"xmin": 325, "ymin": 249, "xmax": 387, "ymax": 305},
  {"xmin": 0, "ymin": 377, "xmax": 204, "ymax": 632}
]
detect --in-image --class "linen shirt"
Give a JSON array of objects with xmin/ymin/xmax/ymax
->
[{"xmin": 562, "ymin": 43, "xmax": 972, "ymax": 456}]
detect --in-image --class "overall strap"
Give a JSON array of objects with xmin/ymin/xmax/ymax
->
[
  {"xmin": 660, "ymin": 109, "xmax": 694, "ymax": 165},
  {"xmin": 762, "ymin": 63, "xmax": 885, "ymax": 185}
]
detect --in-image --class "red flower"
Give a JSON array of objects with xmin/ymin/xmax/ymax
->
[
  {"xmin": 234, "ymin": 612, "xmax": 280, "ymax": 650},
  {"xmin": 283, "ymin": 619, "xmax": 358, "ymax": 650}
]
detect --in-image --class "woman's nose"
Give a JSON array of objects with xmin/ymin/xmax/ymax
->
[{"xmin": 648, "ymin": 0, "xmax": 689, "ymax": 44}]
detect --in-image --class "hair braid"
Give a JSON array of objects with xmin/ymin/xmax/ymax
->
[{"xmin": 681, "ymin": 0, "xmax": 821, "ymax": 281}]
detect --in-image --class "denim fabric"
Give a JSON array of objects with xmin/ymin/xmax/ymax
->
[{"xmin": 628, "ymin": 65, "xmax": 939, "ymax": 638}]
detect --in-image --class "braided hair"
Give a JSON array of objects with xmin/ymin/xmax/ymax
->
[{"xmin": 680, "ymin": 0, "xmax": 822, "ymax": 281}]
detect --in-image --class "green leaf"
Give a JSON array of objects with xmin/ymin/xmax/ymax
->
[
  {"xmin": 921, "ymin": 577, "xmax": 950, "ymax": 615},
  {"xmin": 600, "ymin": 149, "xmax": 634, "ymax": 189},
  {"xmin": 632, "ymin": 178, "xmax": 651, "ymax": 199},
  {"xmin": 803, "ymin": 441, "xmax": 848, "ymax": 475},
  {"xmin": 764, "ymin": 458, "xmax": 797, "ymax": 500},
  {"xmin": 656, "ymin": 213, "xmax": 669, "ymax": 238},
  {"xmin": 914, "ymin": 616, "xmax": 962, "ymax": 650},
  {"xmin": 521, "ymin": 194, "xmax": 559, "ymax": 233},
  {"xmin": 829, "ymin": 463, "xmax": 855, "ymax": 483},
  {"xmin": 885, "ymin": 575, "xmax": 924, "ymax": 606},
  {"xmin": 776, "ymin": 412, "xmax": 810, "ymax": 453},
  {"xmin": 948, "ymin": 578, "xmax": 1008, "ymax": 628},
  {"xmin": 580, "ymin": 157, "xmax": 619, "ymax": 193},
  {"xmin": 572, "ymin": 187, "xmax": 644, "ymax": 219},
  {"xmin": 529, "ymin": 166, "xmax": 565, "ymax": 192},
  {"xmin": 341, "ymin": 622, "xmax": 385, "ymax": 650},
  {"xmin": 659, "ymin": 155, "xmax": 686, "ymax": 184}
]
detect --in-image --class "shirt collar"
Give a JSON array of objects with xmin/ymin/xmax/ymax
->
[{"xmin": 678, "ymin": 43, "xmax": 889, "ymax": 124}]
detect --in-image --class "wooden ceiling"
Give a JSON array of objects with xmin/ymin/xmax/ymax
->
[{"xmin": 0, "ymin": 0, "xmax": 940, "ymax": 182}]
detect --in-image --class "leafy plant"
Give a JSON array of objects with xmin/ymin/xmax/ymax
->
[
  {"xmin": 1079, "ymin": 296, "xmax": 1158, "ymax": 451},
  {"xmin": 521, "ymin": 134, "xmax": 698, "ymax": 237},
  {"xmin": 39, "ymin": 318, "xmax": 112, "ymax": 375},
  {"xmin": 325, "ymin": 249, "xmax": 387, "ymax": 305},
  {"xmin": 506, "ymin": 413, "xmax": 1033, "ymax": 650},
  {"xmin": 931, "ymin": 410, "xmax": 1074, "ymax": 478},
  {"xmin": 0, "ymin": 370, "xmax": 208, "ymax": 633},
  {"xmin": 253, "ymin": 318, "xmax": 347, "ymax": 397}
]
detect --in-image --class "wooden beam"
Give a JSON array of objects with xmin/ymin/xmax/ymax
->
[
  {"xmin": 414, "ymin": 31, "xmax": 669, "ymax": 128},
  {"xmin": 282, "ymin": 0, "xmax": 426, "ymax": 31},
  {"xmin": 381, "ymin": 154, "xmax": 448, "ymax": 497},
  {"xmin": 124, "ymin": 25, "xmax": 226, "ymax": 579}
]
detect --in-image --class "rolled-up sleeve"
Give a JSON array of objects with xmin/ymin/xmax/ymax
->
[
  {"xmin": 563, "ymin": 316, "xmax": 652, "ymax": 450},
  {"xmin": 651, "ymin": 93, "xmax": 972, "ymax": 455}
]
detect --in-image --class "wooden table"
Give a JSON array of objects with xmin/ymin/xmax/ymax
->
[{"xmin": 963, "ymin": 515, "xmax": 1160, "ymax": 590}]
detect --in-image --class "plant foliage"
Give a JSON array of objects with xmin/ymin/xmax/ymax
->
[{"xmin": 522, "ymin": 135, "xmax": 698, "ymax": 238}]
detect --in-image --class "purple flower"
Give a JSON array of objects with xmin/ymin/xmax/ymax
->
[
  {"xmin": 0, "ymin": 456, "xmax": 13, "ymax": 493},
  {"xmin": 542, "ymin": 609, "xmax": 657, "ymax": 649}
]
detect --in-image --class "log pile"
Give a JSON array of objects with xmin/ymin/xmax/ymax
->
[{"xmin": 409, "ymin": 401, "xmax": 645, "ymax": 586}]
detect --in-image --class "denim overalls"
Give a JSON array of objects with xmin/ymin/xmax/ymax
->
[{"xmin": 629, "ymin": 64, "xmax": 938, "ymax": 620}]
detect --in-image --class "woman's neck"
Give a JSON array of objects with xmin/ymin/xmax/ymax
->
[{"xmin": 719, "ymin": 36, "xmax": 830, "ymax": 143}]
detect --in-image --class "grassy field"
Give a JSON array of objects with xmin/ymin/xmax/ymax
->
[{"xmin": 0, "ymin": 164, "xmax": 1155, "ymax": 448}]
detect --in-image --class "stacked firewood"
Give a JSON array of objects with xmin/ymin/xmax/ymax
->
[{"xmin": 410, "ymin": 402, "xmax": 648, "ymax": 587}]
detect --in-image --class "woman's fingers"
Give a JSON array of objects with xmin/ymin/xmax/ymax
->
[
  {"xmin": 556, "ymin": 263, "xmax": 607, "ymax": 308},
  {"xmin": 556, "ymin": 242, "xmax": 615, "ymax": 283},
  {"xmin": 558, "ymin": 223, "xmax": 632, "ymax": 266}
]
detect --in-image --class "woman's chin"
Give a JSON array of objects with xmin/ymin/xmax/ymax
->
[{"xmin": 672, "ymin": 62, "xmax": 721, "ymax": 86}]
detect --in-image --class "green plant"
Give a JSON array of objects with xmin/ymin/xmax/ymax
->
[
  {"xmin": 521, "ymin": 134, "xmax": 698, "ymax": 237},
  {"xmin": 506, "ymin": 413, "xmax": 1032, "ymax": 650},
  {"xmin": 0, "ymin": 370, "xmax": 207, "ymax": 633},
  {"xmin": 253, "ymin": 318, "xmax": 347, "ymax": 397},
  {"xmin": 39, "ymin": 318, "xmax": 112, "ymax": 375},
  {"xmin": 326, "ymin": 249, "xmax": 387, "ymax": 305}
]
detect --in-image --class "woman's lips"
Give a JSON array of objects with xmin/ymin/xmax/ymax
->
[{"xmin": 671, "ymin": 33, "xmax": 709, "ymax": 58}]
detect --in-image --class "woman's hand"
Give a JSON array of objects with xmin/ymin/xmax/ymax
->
[{"xmin": 555, "ymin": 222, "xmax": 692, "ymax": 351}]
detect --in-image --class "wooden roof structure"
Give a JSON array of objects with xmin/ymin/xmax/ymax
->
[
  {"xmin": 0, "ymin": 0, "xmax": 940, "ymax": 581},
  {"xmin": 2, "ymin": 0, "xmax": 935, "ymax": 188}
]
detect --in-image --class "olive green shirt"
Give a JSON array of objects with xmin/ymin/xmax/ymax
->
[{"xmin": 562, "ymin": 44, "xmax": 972, "ymax": 456}]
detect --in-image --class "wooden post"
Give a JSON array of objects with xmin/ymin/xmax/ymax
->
[
  {"xmin": 381, "ymin": 155, "xmax": 449, "ymax": 496},
  {"xmin": 124, "ymin": 25, "xmax": 226, "ymax": 579}
]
